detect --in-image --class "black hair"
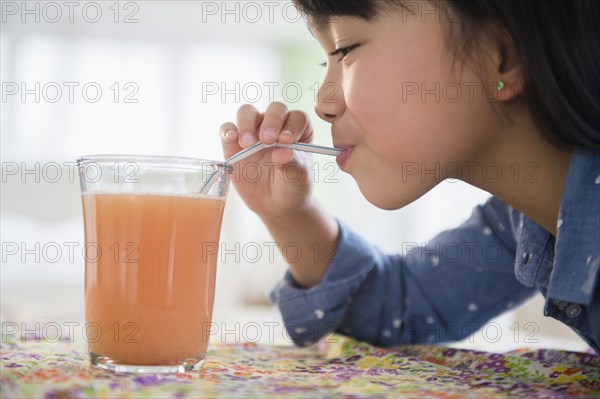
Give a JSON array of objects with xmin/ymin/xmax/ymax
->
[{"xmin": 292, "ymin": 0, "xmax": 600, "ymax": 151}]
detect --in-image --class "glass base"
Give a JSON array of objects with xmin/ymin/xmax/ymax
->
[{"xmin": 90, "ymin": 352, "xmax": 205, "ymax": 373}]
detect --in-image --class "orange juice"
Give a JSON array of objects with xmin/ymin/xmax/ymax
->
[{"xmin": 82, "ymin": 192, "xmax": 226, "ymax": 365}]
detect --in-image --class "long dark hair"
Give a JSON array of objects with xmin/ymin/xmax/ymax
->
[{"xmin": 293, "ymin": 0, "xmax": 600, "ymax": 151}]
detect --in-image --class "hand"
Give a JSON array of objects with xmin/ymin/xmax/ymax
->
[{"xmin": 220, "ymin": 102, "xmax": 315, "ymax": 220}]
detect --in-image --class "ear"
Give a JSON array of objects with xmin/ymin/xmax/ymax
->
[{"xmin": 485, "ymin": 24, "xmax": 525, "ymax": 102}]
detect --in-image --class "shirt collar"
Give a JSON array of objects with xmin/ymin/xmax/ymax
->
[{"xmin": 548, "ymin": 149, "xmax": 600, "ymax": 305}]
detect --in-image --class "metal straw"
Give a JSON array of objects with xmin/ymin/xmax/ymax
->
[{"xmin": 200, "ymin": 141, "xmax": 342, "ymax": 194}]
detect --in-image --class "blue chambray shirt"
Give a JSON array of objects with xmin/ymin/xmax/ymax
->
[{"xmin": 270, "ymin": 149, "xmax": 600, "ymax": 354}]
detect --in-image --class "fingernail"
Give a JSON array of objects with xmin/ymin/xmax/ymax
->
[
  {"xmin": 280, "ymin": 130, "xmax": 293, "ymax": 137},
  {"xmin": 241, "ymin": 131, "xmax": 255, "ymax": 145},
  {"xmin": 262, "ymin": 128, "xmax": 277, "ymax": 141},
  {"xmin": 223, "ymin": 130, "xmax": 237, "ymax": 142}
]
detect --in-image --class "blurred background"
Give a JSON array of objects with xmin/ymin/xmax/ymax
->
[{"xmin": 1, "ymin": 0, "xmax": 585, "ymax": 350}]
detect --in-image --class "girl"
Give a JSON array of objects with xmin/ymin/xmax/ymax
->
[{"xmin": 219, "ymin": 0, "xmax": 600, "ymax": 353}]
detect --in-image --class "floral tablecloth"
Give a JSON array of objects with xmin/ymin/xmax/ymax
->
[{"xmin": 1, "ymin": 334, "xmax": 599, "ymax": 398}]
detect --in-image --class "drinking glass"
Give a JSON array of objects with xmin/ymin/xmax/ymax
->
[{"xmin": 77, "ymin": 155, "xmax": 231, "ymax": 373}]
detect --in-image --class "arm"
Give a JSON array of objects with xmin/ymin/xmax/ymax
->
[
  {"xmin": 270, "ymin": 196, "xmax": 539, "ymax": 347},
  {"xmin": 260, "ymin": 200, "xmax": 339, "ymax": 289}
]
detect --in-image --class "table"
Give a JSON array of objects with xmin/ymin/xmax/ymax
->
[{"xmin": 2, "ymin": 332, "xmax": 599, "ymax": 398}]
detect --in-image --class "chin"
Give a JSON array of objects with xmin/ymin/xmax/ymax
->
[{"xmin": 357, "ymin": 181, "xmax": 425, "ymax": 211}]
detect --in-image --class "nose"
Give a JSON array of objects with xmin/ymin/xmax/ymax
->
[{"xmin": 314, "ymin": 76, "xmax": 345, "ymax": 123}]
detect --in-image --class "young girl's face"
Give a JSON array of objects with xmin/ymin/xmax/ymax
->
[{"xmin": 311, "ymin": 6, "xmax": 501, "ymax": 209}]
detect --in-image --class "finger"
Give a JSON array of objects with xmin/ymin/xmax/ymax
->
[
  {"xmin": 259, "ymin": 102, "xmax": 289, "ymax": 145},
  {"xmin": 271, "ymin": 147, "xmax": 294, "ymax": 165},
  {"xmin": 271, "ymin": 110, "xmax": 313, "ymax": 166},
  {"xmin": 271, "ymin": 146, "xmax": 312, "ymax": 170},
  {"xmin": 236, "ymin": 104, "xmax": 262, "ymax": 148},
  {"xmin": 219, "ymin": 122, "xmax": 241, "ymax": 159},
  {"xmin": 277, "ymin": 110, "xmax": 313, "ymax": 145}
]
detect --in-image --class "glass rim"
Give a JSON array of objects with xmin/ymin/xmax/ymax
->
[{"xmin": 77, "ymin": 154, "xmax": 232, "ymax": 171}]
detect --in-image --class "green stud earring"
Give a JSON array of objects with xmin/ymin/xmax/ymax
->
[{"xmin": 496, "ymin": 80, "xmax": 505, "ymax": 91}]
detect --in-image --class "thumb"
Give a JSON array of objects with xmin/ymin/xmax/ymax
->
[{"xmin": 219, "ymin": 123, "xmax": 242, "ymax": 159}]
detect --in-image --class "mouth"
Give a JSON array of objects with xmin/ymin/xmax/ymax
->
[{"xmin": 335, "ymin": 145, "xmax": 354, "ymax": 169}]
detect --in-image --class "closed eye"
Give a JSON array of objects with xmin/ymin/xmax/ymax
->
[
  {"xmin": 331, "ymin": 45, "xmax": 358, "ymax": 60},
  {"xmin": 320, "ymin": 44, "xmax": 359, "ymax": 67}
]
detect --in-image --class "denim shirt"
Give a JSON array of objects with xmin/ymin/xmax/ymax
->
[{"xmin": 270, "ymin": 149, "xmax": 600, "ymax": 354}]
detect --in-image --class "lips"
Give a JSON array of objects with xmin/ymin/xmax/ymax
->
[
  {"xmin": 333, "ymin": 128, "xmax": 355, "ymax": 169},
  {"xmin": 335, "ymin": 146, "xmax": 354, "ymax": 169}
]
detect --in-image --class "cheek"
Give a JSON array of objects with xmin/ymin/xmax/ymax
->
[
  {"xmin": 346, "ymin": 53, "xmax": 495, "ymax": 168},
  {"xmin": 344, "ymin": 68, "xmax": 404, "ymax": 166}
]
